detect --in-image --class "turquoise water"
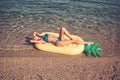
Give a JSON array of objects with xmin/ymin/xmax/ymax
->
[
  {"xmin": 0, "ymin": 0, "xmax": 120, "ymax": 27},
  {"xmin": 0, "ymin": 0, "xmax": 120, "ymax": 56}
]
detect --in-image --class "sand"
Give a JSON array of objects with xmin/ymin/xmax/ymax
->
[
  {"xmin": 0, "ymin": 48, "xmax": 120, "ymax": 80},
  {"xmin": 0, "ymin": 25, "xmax": 120, "ymax": 80}
]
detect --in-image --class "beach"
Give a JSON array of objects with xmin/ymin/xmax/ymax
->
[
  {"xmin": 0, "ymin": 26, "xmax": 120, "ymax": 80},
  {"xmin": 0, "ymin": 0, "xmax": 120, "ymax": 80}
]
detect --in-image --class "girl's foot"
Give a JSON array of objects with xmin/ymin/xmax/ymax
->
[{"xmin": 87, "ymin": 42, "xmax": 94, "ymax": 46}]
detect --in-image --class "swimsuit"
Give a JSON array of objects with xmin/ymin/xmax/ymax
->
[
  {"xmin": 43, "ymin": 34, "xmax": 49, "ymax": 42},
  {"xmin": 43, "ymin": 34, "xmax": 61, "ymax": 45},
  {"xmin": 54, "ymin": 37, "xmax": 61, "ymax": 46}
]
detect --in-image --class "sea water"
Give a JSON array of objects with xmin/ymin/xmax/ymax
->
[{"xmin": 0, "ymin": 0, "xmax": 120, "ymax": 56}]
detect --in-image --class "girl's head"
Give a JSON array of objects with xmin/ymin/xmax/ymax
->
[{"xmin": 33, "ymin": 35, "xmax": 43, "ymax": 40}]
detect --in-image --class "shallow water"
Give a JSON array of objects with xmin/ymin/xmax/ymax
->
[{"xmin": 0, "ymin": 0, "xmax": 120, "ymax": 56}]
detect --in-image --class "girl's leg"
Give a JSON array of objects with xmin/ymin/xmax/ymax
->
[
  {"xmin": 56, "ymin": 40, "xmax": 93, "ymax": 46},
  {"xmin": 59, "ymin": 27, "xmax": 74, "ymax": 40}
]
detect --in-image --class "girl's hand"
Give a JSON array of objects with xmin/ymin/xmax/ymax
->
[
  {"xmin": 33, "ymin": 32, "xmax": 37, "ymax": 37},
  {"xmin": 30, "ymin": 40, "xmax": 34, "ymax": 43},
  {"xmin": 34, "ymin": 31, "xmax": 42, "ymax": 36}
]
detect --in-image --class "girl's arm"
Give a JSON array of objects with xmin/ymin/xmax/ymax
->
[
  {"xmin": 30, "ymin": 40, "xmax": 45, "ymax": 44},
  {"xmin": 33, "ymin": 32, "xmax": 41, "ymax": 37}
]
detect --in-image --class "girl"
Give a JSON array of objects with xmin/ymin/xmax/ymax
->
[{"xmin": 30, "ymin": 27, "xmax": 93, "ymax": 46}]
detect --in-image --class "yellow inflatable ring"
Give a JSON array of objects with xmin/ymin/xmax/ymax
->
[{"xmin": 35, "ymin": 32, "xmax": 84, "ymax": 55}]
